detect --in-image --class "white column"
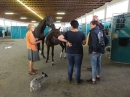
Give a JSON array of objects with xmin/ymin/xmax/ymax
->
[
  {"xmin": 85, "ymin": 13, "xmax": 87, "ymax": 23},
  {"xmin": 3, "ymin": 18, "xmax": 5, "ymax": 27},
  {"xmin": 84, "ymin": 13, "xmax": 88, "ymax": 36},
  {"xmin": 128, "ymin": 0, "xmax": 130, "ymax": 12},
  {"xmin": 93, "ymin": 9, "xmax": 95, "ymax": 16},
  {"xmin": 77, "ymin": 18, "xmax": 79, "ymax": 24},
  {"xmin": 81, "ymin": 16, "xmax": 83, "ymax": 24},
  {"xmin": 79, "ymin": 17, "xmax": 82, "ymax": 25},
  {"xmin": 104, "ymin": 2, "xmax": 109, "ymax": 21},
  {"xmin": 81, "ymin": 15, "xmax": 86, "ymax": 24}
]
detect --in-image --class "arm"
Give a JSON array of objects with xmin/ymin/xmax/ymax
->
[
  {"xmin": 85, "ymin": 33, "xmax": 90, "ymax": 46},
  {"xmin": 30, "ymin": 40, "xmax": 42, "ymax": 45},
  {"xmin": 29, "ymin": 34, "xmax": 42, "ymax": 45},
  {"xmin": 58, "ymin": 35, "xmax": 67, "ymax": 42}
]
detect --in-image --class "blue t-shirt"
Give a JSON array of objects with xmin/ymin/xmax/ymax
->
[{"xmin": 63, "ymin": 31, "xmax": 85, "ymax": 54}]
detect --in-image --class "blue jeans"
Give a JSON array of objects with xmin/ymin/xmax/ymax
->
[
  {"xmin": 90, "ymin": 53, "xmax": 102, "ymax": 79},
  {"xmin": 67, "ymin": 53, "xmax": 83, "ymax": 82}
]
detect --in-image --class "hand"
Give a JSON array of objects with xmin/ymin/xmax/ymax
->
[
  {"xmin": 35, "ymin": 38, "xmax": 38, "ymax": 41},
  {"xmin": 67, "ymin": 42, "xmax": 72, "ymax": 47},
  {"xmin": 38, "ymin": 40, "xmax": 42, "ymax": 43}
]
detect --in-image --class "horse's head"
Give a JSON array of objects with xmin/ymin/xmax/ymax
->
[
  {"xmin": 33, "ymin": 15, "xmax": 55, "ymax": 39},
  {"xmin": 46, "ymin": 15, "xmax": 55, "ymax": 29},
  {"xmin": 46, "ymin": 28, "xmax": 62, "ymax": 45},
  {"xmin": 49, "ymin": 28, "xmax": 61, "ymax": 36}
]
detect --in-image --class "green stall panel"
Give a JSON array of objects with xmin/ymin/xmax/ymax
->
[
  {"xmin": 78, "ymin": 25, "xmax": 82, "ymax": 31},
  {"xmin": 81, "ymin": 23, "xmax": 87, "ymax": 37},
  {"xmin": 78, "ymin": 24, "xmax": 87, "ymax": 37},
  {"xmin": 11, "ymin": 26, "xmax": 21, "ymax": 39},
  {"xmin": 102, "ymin": 22, "xmax": 111, "ymax": 32},
  {"xmin": 87, "ymin": 24, "xmax": 90, "ymax": 34},
  {"xmin": 0, "ymin": 27, "xmax": 4, "ymax": 37},
  {"xmin": 111, "ymin": 13, "xmax": 130, "ymax": 38},
  {"xmin": 44, "ymin": 26, "xmax": 50, "ymax": 36},
  {"xmin": 11, "ymin": 26, "xmax": 50, "ymax": 39},
  {"xmin": 111, "ymin": 13, "xmax": 130, "ymax": 64},
  {"xmin": 111, "ymin": 39, "xmax": 130, "ymax": 63},
  {"xmin": 20, "ymin": 26, "xmax": 28, "ymax": 39}
]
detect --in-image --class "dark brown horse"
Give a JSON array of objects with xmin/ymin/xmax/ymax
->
[
  {"xmin": 33, "ymin": 15, "xmax": 55, "ymax": 58},
  {"xmin": 45, "ymin": 28, "xmax": 66, "ymax": 65}
]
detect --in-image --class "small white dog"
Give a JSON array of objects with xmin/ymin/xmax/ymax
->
[{"xmin": 30, "ymin": 72, "xmax": 48, "ymax": 92}]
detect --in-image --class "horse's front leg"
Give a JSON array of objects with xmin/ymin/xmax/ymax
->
[
  {"xmin": 46, "ymin": 46, "xmax": 50, "ymax": 63},
  {"xmin": 59, "ymin": 42, "xmax": 64, "ymax": 58},
  {"xmin": 37, "ymin": 43, "xmax": 40, "ymax": 52},
  {"xmin": 41, "ymin": 38, "xmax": 46, "ymax": 58},
  {"xmin": 51, "ymin": 45, "xmax": 54, "ymax": 65}
]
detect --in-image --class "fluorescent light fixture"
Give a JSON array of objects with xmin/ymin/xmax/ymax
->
[
  {"xmin": 57, "ymin": 12, "xmax": 65, "ymax": 15},
  {"xmin": 56, "ymin": 21, "xmax": 61, "ymax": 22},
  {"xmin": 20, "ymin": 17, "xmax": 27, "ymax": 19},
  {"xmin": 31, "ymin": 21, "xmax": 36, "ymax": 23},
  {"xmin": 5, "ymin": 12, "xmax": 14, "ymax": 15},
  {"xmin": 56, "ymin": 17, "xmax": 62, "ymax": 19},
  {"xmin": 17, "ymin": 0, "xmax": 43, "ymax": 19}
]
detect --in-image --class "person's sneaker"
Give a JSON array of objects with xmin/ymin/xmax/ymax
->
[
  {"xmin": 96, "ymin": 77, "xmax": 100, "ymax": 81},
  {"xmin": 87, "ymin": 79, "xmax": 96, "ymax": 84}
]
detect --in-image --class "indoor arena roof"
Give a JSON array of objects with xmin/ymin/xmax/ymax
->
[{"xmin": 0, "ymin": 0, "xmax": 112, "ymax": 23}]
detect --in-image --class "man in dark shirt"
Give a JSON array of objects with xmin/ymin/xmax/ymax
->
[{"xmin": 58, "ymin": 20, "xmax": 86, "ymax": 84}]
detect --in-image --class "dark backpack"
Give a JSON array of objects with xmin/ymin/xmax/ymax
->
[
  {"xmin": 98, "ymin": 31, "xmax": 105, "ymax": 46},
  {"xmin": 97, "ymin": 30, "xmax": 109, "ymax": 54}
]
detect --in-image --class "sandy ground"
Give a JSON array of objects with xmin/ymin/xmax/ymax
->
[{"xmin": 0, "ymin": 37, "xmax": 130, "ymax": 97}]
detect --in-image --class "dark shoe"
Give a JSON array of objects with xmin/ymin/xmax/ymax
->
[
  {"xmin": 68, "ymin": 80, "xmax": 72, "ymax": 83},
  {"xmin": 68, "ymin": 78, "xmax": 72, "ymax": 83},
  {"xmin": 87, "ymin": 67, "xmax": 92, "ymax": 71},
  {"xmin": 77, "ymin": 79, "xmax": 83, "ymax": 84},
  {"xmin": 87, "ymin": 79, "xmax": 96, "ymax": 84},
  {"xmin": 96, "ymin": 77, "xmax": 100, "ymax": 81}
]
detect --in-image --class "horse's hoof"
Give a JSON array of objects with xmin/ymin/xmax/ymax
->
[
  {"xmin": 39, "ymin": 50, "xmax": 41, "ymax": 54},
  {"xmin": 46, "ymin": 61, "xmax": 48, "ymax": 63},
  {"xmin": 52, "ymin": 62, "xmax": 54, "ymax": 66},
  {"xmin": 64, "ymin": 57, "xmax": 66, "ymax": 59}
]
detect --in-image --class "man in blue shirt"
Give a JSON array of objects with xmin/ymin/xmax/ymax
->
[{"xmin": 58, "ymin": 20, "xmax": 86, "ymax": 84}]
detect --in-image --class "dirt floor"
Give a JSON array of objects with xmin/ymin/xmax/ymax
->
[{"xmin": 0, "ymin": 37, "xmax": 130, "ymax": 97}]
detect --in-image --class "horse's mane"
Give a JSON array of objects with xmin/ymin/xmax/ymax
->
[{"xmin": 33, "ymin": 18, "xmax": 47, "ymax": 38}]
